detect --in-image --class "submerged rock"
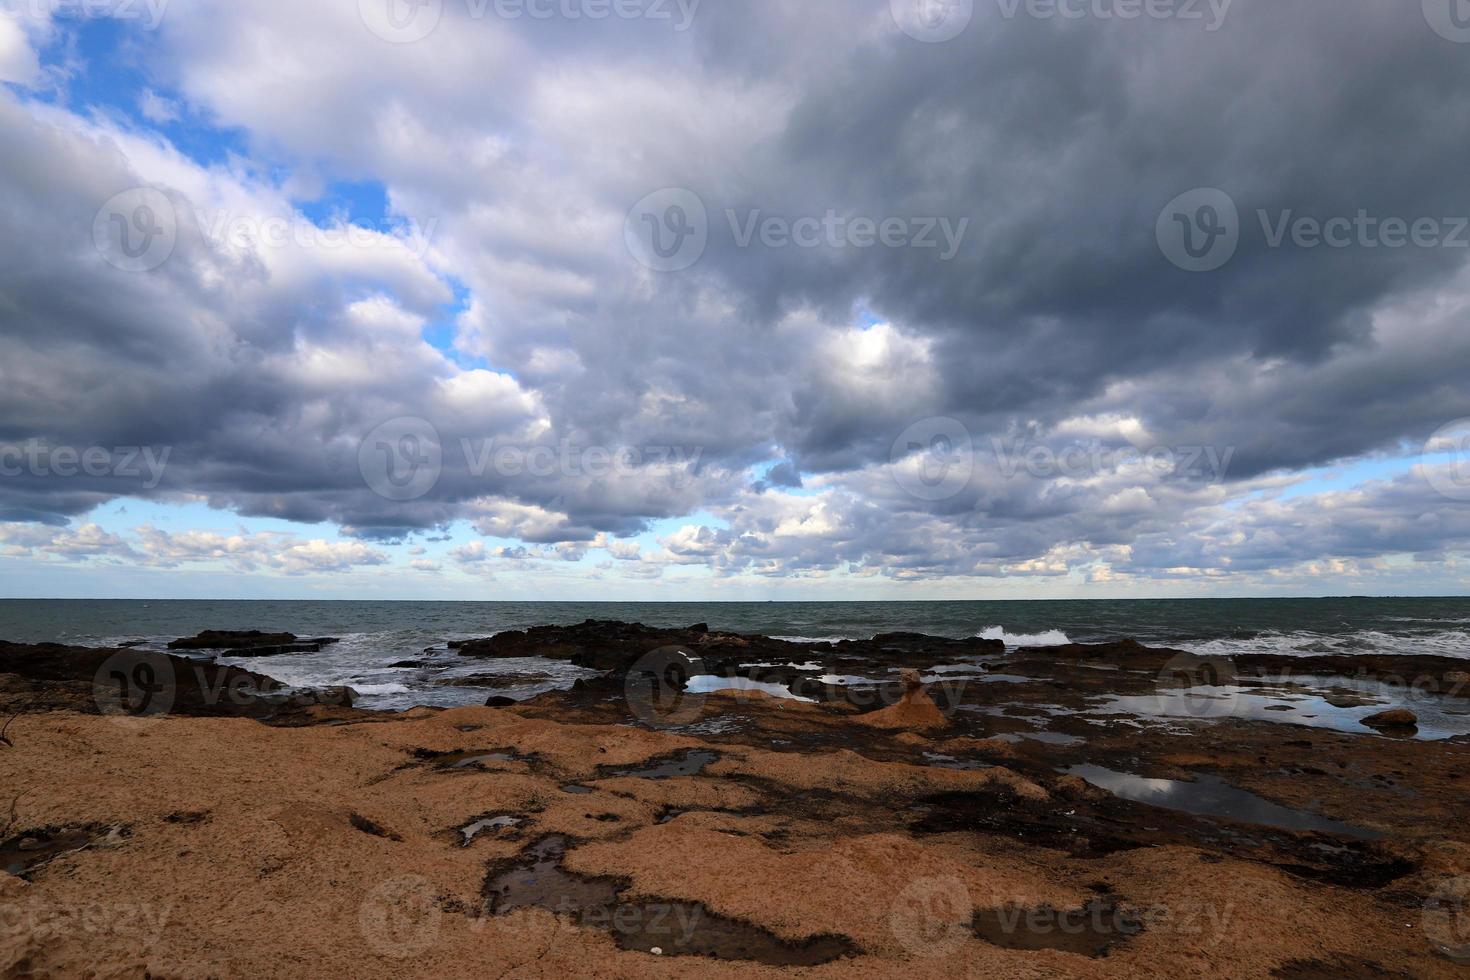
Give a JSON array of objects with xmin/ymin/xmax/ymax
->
[{"xmin": 167, "ymin": 630, "xmax": 341, "ymax": 657}]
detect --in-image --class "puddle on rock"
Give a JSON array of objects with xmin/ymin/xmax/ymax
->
[
  {"xmin": 2, "ymin": 825, "xmax": 122, "ymax": 878},
  {"xmin": 995, "ymin": 731, "xmax": 1086, "ymax": 747},
  {"xmin": 1064, "ymin": 764, "xmax": 1380, "ymax": 839},
  {"xmin": 920, "ymin": 671, "xmax": 1031, "ymax": 684},
  {"xmin": 414, "ymin": 748, "xmax": 524, "ymax": 770},
  {"xmin": 973, "ymin": 900, "xmax": 1142, "ymax": 958},
  {"xmin": 459, "ymin": 815, "xmax": 523, "ymax": 846},
  {"xmin": 923, "ymin": 752, "xmax": 993, "ymax": 771},
  {"xmin": 483, "ymin": 835, "xmax": 857, "ymax": 965},
  {"xmin": 685, "ymin": 676, "xmax": 816, "ymax": 703},
  {"xmin": 561, "ymin": 784, "xmax": 594, "ymax": 795},
  {"xmin": 1097, "ymin": 676, "xmax": 1470, "ymax": 741},
  {"xmin": 604, "ymin": 749, "xmax": 719, "ymax": 780}
]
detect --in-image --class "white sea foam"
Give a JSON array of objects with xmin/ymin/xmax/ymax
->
[
  {"xmin": 348, "ymin": 683, "xmax": 412, "ymax": 696},
  {"xmin": 1180, "ymin": 630, "xmax": 1470, "ymax": 660},
  {"xmin": 978, "ymin": 626, "xmax": 1072, "ymax": 647}
]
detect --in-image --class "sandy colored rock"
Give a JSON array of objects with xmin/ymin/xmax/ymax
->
[
  {"xmin": 854, "ymin": 669, "xmax": 950, "ymax": 731},
  {"xmin": 2, "ymin": 628, "xmax": 1468, "ymax": 978}
]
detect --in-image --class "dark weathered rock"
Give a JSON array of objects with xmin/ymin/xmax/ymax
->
[
  {"xmin": 1018, "ymin": 639, "xmax": 1194, "ymax": 669},
  {"xmin": 168, "ymin": 630, "xmax": 298, "ymax": 650},
  {"xmin": 166, "ymin": 631, "xmax": 340, "ymax": 657},
  {"xmin": 1361, "ymin": 708, "xmax": 1418, "ymax": 732},
  {"xmin": 0, "ymin": 641, "xmax": 357, "ymax": 724},
  {"xmin": 454, "ymin": 619, "xmax": 1003, "ymax": 675},
  {"xmin": 435, "ymin": 674, "xmax": 559, "ymax": 689},
  {"xmin": 1017, "ymin": 639, "xmax": 1470, "ymax": 697}
]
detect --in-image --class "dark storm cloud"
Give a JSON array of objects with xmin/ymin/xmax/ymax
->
[{"xmin": 1, "ymin": 0, "xmax": 1468, "ymax": 584}]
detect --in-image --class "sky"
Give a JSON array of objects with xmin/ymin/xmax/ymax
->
[{"xmin": 1, "ymin": 0, "xmax": 1470, "ymax": 600}]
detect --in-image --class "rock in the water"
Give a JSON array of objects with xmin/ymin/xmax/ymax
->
[
  {"xmin": 485, "ymin": 696, "xmax": 519, "ymax": 708},
  {"xmin": 167, "ymin": 630, "xmax": 340, "ymax": 657},
  {"xmin": 1360, "ymin": 708, "xmax": 1417, "ymax": 731},
  {"xmin": 169, "ymin": 630, "xmax": 298, "ymax": 650},
  {"xmin": 452, "ymin": 619, "xmax": 1002, "ymax": 674}
]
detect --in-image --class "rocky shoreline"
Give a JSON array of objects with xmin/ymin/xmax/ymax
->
[{"xmin": 1, "ymin": 622, "xmax": 1467, "ymax": 976}]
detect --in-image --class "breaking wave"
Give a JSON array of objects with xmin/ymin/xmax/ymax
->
[{"xmin": 978, "ymin": 626, "xmax": 1072, "ymax": 647}]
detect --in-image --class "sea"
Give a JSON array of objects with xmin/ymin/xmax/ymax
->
[{"xmin": 1, "ymin": 597, "xmax": 1466, "ymax": 711}]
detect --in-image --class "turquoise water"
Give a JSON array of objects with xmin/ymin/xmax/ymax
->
[{"xmin": 0, "ymin": 598, "xmax": 1465, "ymax": 710}]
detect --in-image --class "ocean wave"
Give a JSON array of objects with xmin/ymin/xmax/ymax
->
[
  {"xmin": 1181, "ymin": 630, "xmax": 1470, "ymax": 660},
  {"xmin": 347, "ymin": 683, "xmax": 412, "ymax": 696},
  {"xmin": 979, "ymin": 626, "xmax": 1071, "ymax": 647}
]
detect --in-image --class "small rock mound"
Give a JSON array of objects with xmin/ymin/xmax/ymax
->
[{"xmin": 856, "ymin": 669, "xmax": 949, "ymax": 731}]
